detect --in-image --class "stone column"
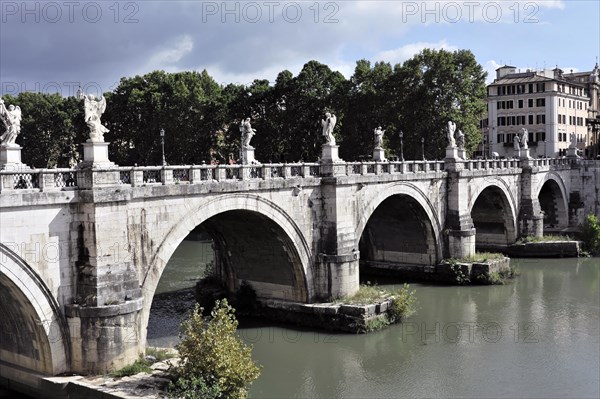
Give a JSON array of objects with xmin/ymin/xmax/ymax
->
[
  {"xmin": 518, "ymin": 161, "xmax": 543, "ymax": 238},
  {"xmin": 315, "ymin": 180, "xmax": 359, "ymax": 300},
  {"xmin": 65, "ymin": 200, "xmax": 144, "ymax": 373},
  {"xmin": 444, "ymin": 160, "xmax": 476, "ymax": 259}
]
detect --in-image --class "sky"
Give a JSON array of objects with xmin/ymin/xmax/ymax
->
[{"xmin": 1, "ymin": 0, "xmax": 599, "ymax": 97}]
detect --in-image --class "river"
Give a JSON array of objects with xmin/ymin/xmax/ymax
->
[{"xmin": 148, "ymin": 240, "xmax": 600, "ymax": 399}]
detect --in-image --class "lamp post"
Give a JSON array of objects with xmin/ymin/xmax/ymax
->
[
  {"xmin": 399, "ymin": 130, "xmax": 404, "ymax": 162},
  {"xmin": 160, "ymin": 128, "xmax": 166, "ymax": 166},
  {"xmin": 421, "ymin": 137, "xmax": 425, "ymax": 161}
]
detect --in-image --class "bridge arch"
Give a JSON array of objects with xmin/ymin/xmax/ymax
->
[
  {"xmin": 536, "ymin": 172, "xmax": 569, "ymax": 229},
  {"xmin": 469, "ymin": 180, "xmax": 518, "ymax": 249},
  {"xmin": 139, "ymin": 194, "xmax": 313, "ymax": 344},
  {"xmin": 0, "ymin": 244, "xmax": 70, "ymax": 376},
  {"xmin": 356, "ymin": 183, "xmax": 443, "ymax": 268}
]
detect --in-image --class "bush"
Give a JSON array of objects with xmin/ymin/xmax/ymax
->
[
  {"xmin": 170, "ymin": 299, "xmax": 261, "ymax": 399},
  {"xmin": 168, "ymin": 375, "xmax": 222, "ymax": 399},
  {"xmin": 387, "ymin": 284, "xmax": 416, "ymax": 322},
  {"xmin": 582, "ymin": 214, "xmax": 600, "ymax": 255}
]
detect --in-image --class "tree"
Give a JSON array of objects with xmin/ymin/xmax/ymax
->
[
  {"xmin": 104, "ymin": 70, "xmax": 228, "ymax": 166},
  {"xmin": 1, "ymin": 92, "xmax": 86, "ymax": 168},
  {"xmin": 340, "ymin": 60, "xmax": 394, "ymax": 160},
  {"xmin": 171, "ymin": 299, "xmax": 261, "ymax": 399},
  {"xmin": 391, "ymin": 49, "xmax": 487, "ymax": 160}
]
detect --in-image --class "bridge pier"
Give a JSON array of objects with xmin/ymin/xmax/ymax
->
[
  {"xmin": 66, "ymin": 169, "xmax": 145, "ymax": 373},
  {"xmin": 518, "ymin": 162, "xmax": 544, "ymax": 238},
  {"xmin": 444, "ymin": 160, "xmax": 476, "ymax": 259},
  {"xmin": 316, "ymin": 175, "xmax": 360, "ymax": 300}
]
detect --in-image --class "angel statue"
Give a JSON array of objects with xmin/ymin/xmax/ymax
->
[
  {"xmin": 569, "ymin": 132, "xmax": 578, "ymax": 149},
  {"xmin": 456, "ymin": 129, "xmax": 465, "ymax": 150},
  {"xmin": 513, "ymin": 134, "xmax": 520, "ymax": 151},
  {"xmin": 83, "ymin": 94, "xmax": 109, "ymax": 142},
  {"xmin": 520, "ymin": 128, "xmax": 529, "ymax": 149},
  {"xmin": 0, "ymin": 98, "xmax": 22, "ymax": 147},
  {"xmin": 239, "ymin": 118, "xmax": 256, "ymax": 148},
  {"xmin": 447, "ymin": 121, "xmax": 457, "ymax": 148},
  {"xmin": 322, "ymin": 112, "xmax": 337, "ymax": 145},
  {"xmin": 374, "ymin": 126, "xmax": 385, "ymax": 149}
]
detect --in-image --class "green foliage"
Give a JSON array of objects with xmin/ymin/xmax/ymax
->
[
  {"xmin": 447, "ymin": 259, "xmax": 471, "ymax": 285},
  {"xmin": 168, "ymin": 375, "xmax": 223, "ymax": 399},
  {"xmin": 458, "ymin": 252, "xmax": 505, "ymax": 262},
  {"xmin": 581, "ymin": 214, "xmax": 600, "ymax": 255},
  {"xmin": 334, "ymin": 282, "xmax": 390, "ymax": 304},
  {"xmin": 364, "ymin": 316, "xmax": 391, "ymax": 332},
  {"xmin": 111, "ymin": 358, "xmax": 152, "ymax": 378},
  {"xmin": 1, "ymin": 93, "xmax": 86, "ymax": 168},
  {"xmin": 172, "ymin": 300, "xmax": 261, "ymax": 399},
  {"xmin": 517, "ymin": 234, "xmax": 572, "ymax": 243},
  {"xmin": 390, "ymin": 48, "xmax": 487, "ymax": 159},
  {"xmin": 387, "ymin": 284, "xmax": 417, "ymax": 323}
]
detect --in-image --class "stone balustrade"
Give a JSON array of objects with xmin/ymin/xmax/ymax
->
[{"xmin": 0, "ymin": 158, "xmax": 591, "ymax": 193}]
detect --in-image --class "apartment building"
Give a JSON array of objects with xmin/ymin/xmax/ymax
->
[{"xmin": 485, "ymin": 64, "xmax": 599, "ymax": 158}]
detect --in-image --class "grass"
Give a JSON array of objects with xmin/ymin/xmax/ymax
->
[
  {"xmin": 334, "ymin": 283, "xmax": 391, "ymax": 305},
  {"xmin": 111, "ymin": 347, "xmax": 176, "ymax": 378},
  {"xmin": 517, "ymin": 234, "xmax": 573, "ymax": 244},
  {"xmin": 455, "ymin": 252, "xmax": 505, "ymax": 263},
  {"xmin": 111, "ymin": 358, "xmax": 152, "ymax": 378}
]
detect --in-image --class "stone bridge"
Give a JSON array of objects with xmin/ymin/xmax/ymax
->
[{"xmin": 1, "ymin": 156, "xmax": 599, "ymax": 392}]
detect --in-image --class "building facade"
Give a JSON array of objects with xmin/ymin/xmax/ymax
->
[{"xmin": 485, "ymin": 64, "xmax": 600, "ymax": 158}]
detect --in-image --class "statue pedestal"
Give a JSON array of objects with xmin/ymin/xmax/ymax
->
[
  {"xmin": 241, "ymin": 147, "xmax": 259, "ymax": 164},
  {"xmin": 373, "ymin": 148, "xmax": 386, "ymax": 162},
  {"xmin": 513, "ymin": 148, "xmax": 521, "ymax": 158},
  {"xmin": 457, "ymin": 148, "xmax": 466, "ymax": 160},
  {"xmin": 80, "ymin": 142, "xmax": 115, "ymax": 168},
  {"xmin": 321, "ymin": 144, "xmax": 342, "ymax": 163},
  {"xmin": 566, "ymin": 147, "xmax": 580, "ymax": 158},
  {"xmin": 519, "ymin": 148, "xmax": 532, "ymax": 160},
  {"xmin": 0, "ymin": 145, "xmax": 29, "ymax": 170},
  {"xmin": 445, "ymin": 146, "xmax": 459, "ymax": 160},
  {"xmin": 320, "ymin": 144, "xmax": 344, "ymax": 176}
]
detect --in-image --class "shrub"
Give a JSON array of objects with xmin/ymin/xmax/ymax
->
[
  {"xmin": 171, "ymin": 299, "xmax": 261, "ymax": 399},
  {"xmin": 582, "ymin": 214, "xmax": 600, "ymax": 255},
  {"xmin": 111, "ymin": 358, "xmax": 152, "ymax": 378},
  {"xmin": 387, "ymin": 284, "xmax": 416, "ymax": 322}
]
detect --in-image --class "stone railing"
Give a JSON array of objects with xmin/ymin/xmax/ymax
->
[
  {"xmin": 0, "ymin": 168, "xmax": 78, "ymax": 192},
  {"xmin": 0, "ymin": 158, "xmax": 581, "ymax": 193},
  {"xmin": 343, "ymin": 160, "xmax": 445, "ymax": 176},
  {"xmin": 114, "ymin": 163, "xmax": 321, "ymax": 186},
  {"xmin": 462, "ymin": 158, "xmax": 521, "ymax": 171}
]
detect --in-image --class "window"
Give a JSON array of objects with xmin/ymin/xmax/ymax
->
[
  {"xmin": 536, "ymin": 98, "xmax": 545, "ymax": 107},
  {"xmin": 528, "ymin": 115, "xmax": 534, "ymax": 124},
  {"xmin": 536, "ymin": 114, "xmax": 546, "ymax": 124},
  {"xmin": 497, "ymin": 101, "xmax": 502, "ymax": 109},
  {"xmin": 536, "ymin": 82, "xmax": 546, "ymax": 92},
  {"xmin": 528, "ymin": 99, "xmax": 534, "ymax": 107},
  {"xmin": 518, "ymin": 99, "xmax": 523, "ymax": 108},
  {"xmin": 497, "ymin": 133, "xmax": 505, "ymax": 143},
  {"xmin": 528, "ymin": 83, "xmax": 534, "ymax": 93}
]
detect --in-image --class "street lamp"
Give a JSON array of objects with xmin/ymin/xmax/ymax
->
[
  {"xmin": 160, "ymin": 128, "xmax": 166, "ymax": 166},
  {"xmin": 421, "ymin": 137, "xmax": 425, "ymax": 161},
  {"xmin": 399, "ymin": 130, "xmax": 404, "ymax": 162}
]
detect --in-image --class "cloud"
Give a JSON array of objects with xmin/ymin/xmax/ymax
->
[
  {"xmin": 145, "ymin": 35, "xmax": 194, "ymax": 72},
  {"xmin": 374, "ymin": 40, "xmax": 459, "ymax": 65}
]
